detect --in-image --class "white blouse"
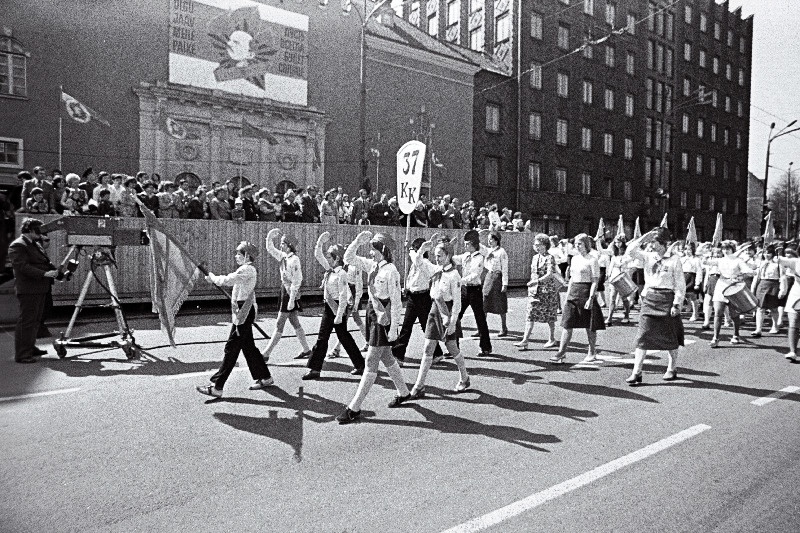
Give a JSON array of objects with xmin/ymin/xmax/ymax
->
[
  {"xmin": 207, "ymin": 263, "xmax": 257, "ymax": 303},
  {"xmin": 430, "ymin": 265, "xmax": 461, "ymax": 304},
  {"xmin": 569, "ymin": 253, "xmax": 600, "ymax": 283},
  {"xmin": 631, "ymin": 250, "xmax": 686, "ymax": 305},
  {"xmin": 483, "ymin": 245, "xmax": 509, "ymax": 286},
  {"xmin": 453, "ymin": 251, "xmax": 485, "ymax": 286},
  {"xmin": 345, "ymin": 253, "xmax": 402, "ymax": 328},
  {"xmin": 266, "ymin": 238, "xmax": 303, "ymax": 295}
]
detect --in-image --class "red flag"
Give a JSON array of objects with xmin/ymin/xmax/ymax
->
[
  {"xmin": 139, "ymin": 201, "xmax": 201, "ymax": 347},
  {"xmin": 61, "ymin": 91, "xmax": 110, "ymax": 126},
  {"xmin": 242, "ymin": 119, "xmax": 279, "ymax": 145}
]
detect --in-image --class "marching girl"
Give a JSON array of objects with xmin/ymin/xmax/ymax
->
[
  {"xmin": 329, "ymin": 253, "xmax": 367, "ymax": 358},
  {"xmin": 776, "ymin": 245, "xmax": 798, "ymax": 329},
  {"xmin": 750, "ymin": 244, "xmax": 783, "ymax": 337},
  {"xmin": 776, "ymin": 250, "xmax": 800, "ymax": 361},
  {"xmin": 516, "ymin": 233, "xmax": 559, "ymax": 350},
  {"xmin": 680, "ymin": 242, "xmax": 704, "ymax": 322},
  {"xmin": 408, "ymin": 238, "xmax": 471, "ymax": 398},
  {"xmin": 551, "ymin": 233, "xmax": 606, "ymax": 364},
  {"xmin": 699, "ymin": 244, "xmax": 721, "ymax": 330},
  {"xmin": 604, "ymin": 239, "xmax": 632, "ymax": 326},
  {"xmin": 483, "ymin": 230, "xmax": 510, "ymax": 337},
  {"xmin": 707, "ymin": 241, "xmax": 754, "ymax": 348},
  {"xmin": 336, "ymin": 231, "xmax": 411, "ymax": 424},
  {"xmin": 592, "ymin": 238, "xmax": 611, "ymax": 308},
  {"xmin": 302, "ymin": 232, "xmax": 365, "ymax": 380},
  {"xmin": 261, "ymin": 228, "xmax": 312, "ymax": 361},
  {"xmin": 454, "ymin": 230, "xmax": 493, "ymax": 357},
  {"xmin": 623, "ymin": 227, "xmax": 686, "ymax": 385},
  {"xmin": 196, "ymin": 241, "xmax": 274, "ymax": 398}
]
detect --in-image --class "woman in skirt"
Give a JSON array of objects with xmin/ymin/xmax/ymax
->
[
  {"xmin": 516, "ymin": 233, "xmax": 559, "ymax": 350},
  {"xmin": 551, "ymin": 233, "xmax": 606, "ymax": 364},
  {"xmin": 336, "ymin": 231, "xmax": 411, "ymax": 424},
  {"xmin": 482, "ymin": 230, "xmax": 510, "ymax": 337},
  {"xmin": 623, "ymin": 227, "xmax": 686, "ymax": 385},
  {"xmin": 751, "ymin": 244, "xmax": 783, "ymax": 337},
  {"xmin": 604, "ymin": 239, "xmax": 633, "ymax": 326},
  {"xmin": 328, "ymin": 255, "xmax": 367, "ymax": 357},
  {"xmin": 700, "ymin": 244, "xmax": 722, "ymax": 330},
  {"xmin": 592, "ymin": 237, "xmax": 610, "ymax": 308},
  {"xmin": 680, "ymin": 242, "xmax": 704, "ymax": 322},
  {"xmin": 408, "ymin": 239, "xmax": 470, "ymax": 398},
  {"xmin": 776, "ymin": 251, "xmax": 800, "ymax": 361},
  {"xmin": 708, "ymin": 241, "xmax": 754, "ymax": 348},
  {"xmin": 261, "ymin": 228, "xmax": 312, "ymax": 361}
]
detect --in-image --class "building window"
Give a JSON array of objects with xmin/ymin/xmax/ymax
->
[
  {"xmin": 529, "ymin": 112, "xmax": 541, "ymax": 139},
  {"xmin": 681, "ymin": 151, "xmax": 689, "ymax": 171},
  {"xmin": 695, "ymin": 193, "xmax": 702, "ymax": 210},
  {"xmin": 627, "ymin": 12, "xmax": 636, "ymax": 34},
  {"xmin": 700, "ymin": 12, "xmax": 707, "ymax": 32},
  {"xmin": 625, "ymin": 93, "xmax": 634, "ymax": 116},
  {"xmin": 557, "ymin": 71, "xmax": 569, "ymax": 98},
  {"xmin": 721, "ymin": 197, "xmax": 728, "ymax": 213},
  {"xmin": 724, "ymin": 127, "xmax": 730, "ymax": 146},
  {"xmin": 603, "ymin": 133, "xmax": 613, "ymax": 156},
  {"xmin": 734, "ymin": 198, "xmax": 740, "ymax": 214},
  {"xmin": 711, "ymin": 89, "xmax": 718, "ymax": 108},
  {"xmin": 738, "ymin": 101, "xmax": 744, "ymax": 117},
  {"xmin": 581, "ymin": 126, "xmax": 592, "ymax": 151},
  {"xmin": 626, "ymin": 51, "xmax": 634, "ymax": 75},
  {"xmin": 624, "ymin": 180, "xmax": 632, "ymax": 201},
  {"xmin": 712, "ymin": 56, "xmax": 719, "ymax": 74},
  {"xmin": 485, "ymin": 103, "xmax": 500, "ymax": 132},
  {"xmin": 737, "ymin": 132, "xmax": 742, "ymax": 149},
  {"xmin": 714, "ymin": 21, "xmax": 721, "ymax": 40},
  {"xmin": 529, "ymin": 162, "xmax": 541, "ymax": 190},
  {"xmin": 697, "ymin": 118, "xmax": 704, "ymax": 139},
  {"xmin": 683, "ymin": 77, "xmax": 691, "ymax": 96},
  {"xmin": 495, "ymin": 10, "xmax": 511, "ymax": 43},
  {"xmin": 726, "ymin": 63, "xmax": 732, "ymax": 80},
  {"xmin": 556, "ymin": 119, "xmax": 568, "ymax": 146},
  {"xmin": 725, "ymin": 96, "xmax": 731, "ymax": 113},
  {"xmin": 710, "ymin": 157, "xmax": 716, "ymax": 176},
  {"xmin": 0, "ymin": 137, "xmax": 23, "ymax": 168},
  {"xmin": 739, "ymin": 68, "xmax": 745, "ymax": 86},
  {"xmin": 583, "ymin": 79, "xmax": 593, "ymax": 105},
  {"xmin": 484, "ymin": 157, "xmax": 499, "ymax": 186},
  {"xmin": 529, "ymin": 62, "xmax": 542, "ymax": 89},
  {"xmin": 582, "ymin": 171, "xmax": 592, "ymax": 195},
  {"xmin": 666, "ymin": 11, "xmax": 674, "ymax": 40},
  {"xmin": 624, "ymin": 137, "xmax": 633, "ymax": 160},
  {"xmin": 740, "ymin": 36, "xmax": 746, "ymax": 54},
  {"xmin": 699, "ymin": 49, "xmax": 706, "ymax": 68},
  {"xmin": 684, "ymin": 5, "xmax": 692, "ymax": 24},
  {"xmin": 530, "ymin": 11, "xmax": 542, "ymax": 39},
  {"xmin": 555, "ymin": 167, "xmax": 567, "ymax": 193},
  {"xmin": 0, "ymin": 36, "xmax": 28, "ymax": 97},
  {"xmin": 605, "ymin": 1, "xmax": 616, "ymax": 26},
  {"xmin": 584, "ymin": 0, "xmax": 594, "ymax": 16},
  {"xmin": 728, "ymin": 29, "xmax": 734, "ymax": 47},
  {"xmin": 647, "ymin": 40, "xmax": 654, "ymax": 70},
  {"xmin": 605, "ymin": 45, "xmax": 615, "ymax": 67},
  {"xmin": 682, "ymin": 113, "xmax": 689, "ymax": 134},
  {"xmin": 708, "ymin": 195, "xmax": 715, "ymax": 211},
  {"xmin": 558, "ymin": 24, "xmax": 570, "ymax": 50},
  {"xmin": 696, "ymin": 154, "xmax": 703, "ymax": 174},
  {"xmin": 646, "ymin": 78, "xmax": 653, "ymax": 109},
  {"xmin": 646, "ymin": 118, "xmax": 653, "ymax": 149},
  {"xmin": 604, "ymin": 87, "xmax": 614, "ymax": 111},
  {"xmin": 723, "ymin": 161, "xmax": 729, "ymax": 180},
  {"xmin": 680, "ymin": 191, "xmax": 687, "ymax": 208},
  {"xmin": 710, "ymin": 122, "xmax": 717, "ymax": 142},
  {"xmin": 735, "ymin": 164, "xmax": 741, "ymax": 181},
  {"xmin": 469, "ymin": 26, "xmax": 484, "ymax": 51},
  {"xmin": 604, "ymin": 178, "xmax": 612, "ymax": 198},
  {"xmin": 446, "ymin": 0, "xmax": 460, "ymax": 42},
  {"xmin": 684, "ymin": 42, "xmax": 692, "ymax": 61}
]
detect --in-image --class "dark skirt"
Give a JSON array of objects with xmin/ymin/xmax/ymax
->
[
  {"xmin": 561, "ymin": 282, "xmax": 606, "ymax": 331},
  {"xmin": 631, "ymin": 268, "xmax": 646, "ymax": 287},
  {"xmin": 684, "ymin": 272, "xmax": 698, "ymax": 295},
  {"xmin": 755, "ymin": 279, "xmax": 781, "ymax": 309},
  {"xmin": 706, "ymin": 274, "xmax": 720, "ymax": 298},
  {"xmin": 279, "ymin": 286, "xmax": 302, "ymax": 313},
  {"xmin": 779, "ymin": 277, "xmax": 794, "ymax": 307},
  {"xmin": 636, "ymin": 290, "xmax": 684, "ymax": 350},
  {"xmin": 597, "ymin": 267, "xmax": 607, "ymax": 292},
  {"xmin": 365, "ymin": 298, "xmax": 391, "ymax": 347},
  {"xmin": 483, "ymin": 270, "xmax": 508, "ymax": 314},
  {"xmin": 425, "ymin": 299, "xmax": 461, "ymax": 342}
]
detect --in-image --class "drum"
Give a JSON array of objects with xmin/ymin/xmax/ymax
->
[
  {"xmin": 722, "ymin": 282, "xmax": 758, "ymax": 314},
  {"xmin": 609, "ymin": 271, "xmax": 638, "ymax": 298}
]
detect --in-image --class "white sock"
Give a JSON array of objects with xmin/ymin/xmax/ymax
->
[
  {"xmin": 349, "ymin": 371, "xmax": 377, "ymax": 412},
  {"xmin": 261, "ymin": 331, "xmax": 282, "ymax": 358},
  {"xmin": 385, "ymin": 361, "xmax": 410, "ymax": 396},
  {"xmin": 414, "ymin": 354, "xmax": 433, "ymax": 392},
  {"xmin": 453, "ymin": 352, "xmax": 469, "ymax": 382}
]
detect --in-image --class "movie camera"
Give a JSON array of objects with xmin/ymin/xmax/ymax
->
[{"xmin": 41, "ymin": 216, "xmax": 150, "ymax": 360}]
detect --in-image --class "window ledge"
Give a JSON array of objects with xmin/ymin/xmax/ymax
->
[{"xmin": 0, "ymin": 94, "xmax": 29, "ymax": 101}]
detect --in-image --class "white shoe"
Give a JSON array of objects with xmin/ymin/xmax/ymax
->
[
  {"xmin": 785, "ymin": 352, "xmax": 797, "ymax": 361},
  {"xmin": 249, "ymin": 377, "xmax": 275, "ymax": 390},
  {"xmin": 730, "ymin": 336, "xmax": 742, "ymax": 344},
  {"xmin": 327, "ymin": 349, "xmax": 341, "ymax": 359},
  {"xmin": 769, "ymin": 327, "xmax": 779, "ymax": 334},
  {"xmin": 542, "ymin": 340, "xmax": 558, "ymax": 349}
]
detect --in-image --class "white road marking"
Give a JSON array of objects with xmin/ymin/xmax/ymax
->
[
  {"xmin": 0, "ymin": 387, "xmax": 82, "ymax": 404},
  {"xmin": 440, "ymin": 424, "xmax": 712, "ymax": 533},
  {"xmin": 751, "ymin": 386, "xmax": 800, "ymax": 406}
]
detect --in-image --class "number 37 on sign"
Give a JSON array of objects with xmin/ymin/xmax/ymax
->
[{"xmin": 396, "ymin": 140, "xmax": 427, "ymax": 215}]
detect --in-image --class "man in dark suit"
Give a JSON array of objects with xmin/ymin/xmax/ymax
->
[
  {"xmin": 20, "ymin": 167, "xmax": 57, "ymax": 213},
  {"xmin": 299, "ymin": 184, "xmax": 320, "ymax": 223},
  {"xmin": 8, "ymin": 218, "xmax": 59, "ymax": 363}
]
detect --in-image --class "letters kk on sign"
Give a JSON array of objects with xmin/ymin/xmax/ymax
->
[{"xmin": 396, "ymin": 140, "xmax": 427, "ymax": 215}]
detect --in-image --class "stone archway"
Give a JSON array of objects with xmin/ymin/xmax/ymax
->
[
  {"xmin": 276, "ymin": 179, "xmax": 297, "ymax": 195},
  {"xmin": 174, "ymin": 172, "xmax": 201, "ymax": 191}
]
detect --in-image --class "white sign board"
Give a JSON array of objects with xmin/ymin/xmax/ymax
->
[{"xmin": 396, "ymin": 140, "xmax": 427, "ymax": 215}]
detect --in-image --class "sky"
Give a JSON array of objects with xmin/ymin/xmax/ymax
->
[{"xmin": 729, "ymin": 0, "xmax": 800, "ymax": 190}]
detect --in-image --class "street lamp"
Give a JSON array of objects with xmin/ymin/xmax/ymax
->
[
  {"xmin": 764, "ymin": 120, "xmax": 800, "ymax": 213},
  {"xmin": 786, "ymin": 162, "xmax": 795, "ymax": 238},
  {"xmin": 343, "ymin": 0, "xmax": 390, "ymax": 189}
]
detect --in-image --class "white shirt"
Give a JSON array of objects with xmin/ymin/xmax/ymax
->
[
  {"xmin": 323, "ymin": 266, "xmax": 350, "ymax": 319},
  {"xmin": 631, "ymin": 250, "xmax": 686, "ymax": 305},
  {"xmin": 344, "ymin": 252, "xmax": 402, "ymax": 328},
  {"xmin": 483, "ymin": 245, "xmax": 509, "ymax": 286},
  {"xmin": 453, "ymin": 251, "xmax": 484, "ymax": 286},
  {"xmin": 569, "ymin": 254, "xmax": 600, "ymax": 282},
  {"xmin": 681, "ymin": 255, "xmax": 703, "ymax": 274},
  {"xmin": 430, "ymin": 265, "xmax": 461, "ymax": 303},
  {"xmin": 207, "ymin": 263, "xmax": 257, "ymax": 304},
  {"xmin": 266, "ymin": 238, "xmax": 303, "ymax": 296},
  {"xmin": 407, "ymin": 250, "xmax": 436, "ymax": 292},
  {"xmin": 488, "ymin": 211, "xmax": 501, "ymax": 230}
]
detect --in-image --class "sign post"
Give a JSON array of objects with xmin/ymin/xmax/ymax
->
[{"xmin": 397, "ymin": 140, "xmax": 426, "ymax": 279}]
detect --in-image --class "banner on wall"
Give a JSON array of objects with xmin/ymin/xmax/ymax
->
[{"xmin": 169, "ymin": 0, "xmax": 309, "ymax": 105}]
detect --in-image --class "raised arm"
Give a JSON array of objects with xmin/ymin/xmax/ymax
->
[
  {"xmin": 344, "ymin": 230, "xmax": 374, "ymax": 272},
  {"xmin": 314, "ymin": 231, "xmax": 332, "ymax": 271},
  {"xmin": 265, "ymin": 228, "xmax": 283, "ymax": 261}
]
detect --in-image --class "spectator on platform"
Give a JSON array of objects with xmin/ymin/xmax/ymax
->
[
  {"xmin": 369, "ymin": 194, "xmax": 391, "ymax": 226},
  {"xmin": 351, "ymin": 189, "xmax": 371, "ymax": 224},
  {"xmin": 134, "ymin": 171, "xmax": 149, "ymax": 193},
  {"xmin": 25, "ymin": 188, "xmax": 50, "ymax": 214},
  {"xmin": 118, "ymin": 177, "xmax": 139, "ymax": 217},
  {"xmin": 256, "ymin": 188, "xmax": 276, "ymax": 221},
  {"xmin": 79, "ymin": 168, "xmax": 99, "ymax": 199},
  {"xmin": 109, "ymin": 174, "xmax": 125, "ymax": 207},
  {"xmin": 20, "ymin": 167, "xmax": 56, "ymax": 213},
  {"xmin": 62, "ymin": 187, "xmax": 88, "ymax": 216},
  {"xmin": 282, "ymin": 189, "xmax": 301, "ymax": 222},
  {"xmin": 157, "ymin": 181, "xmax": 180, "ymax": 219},
  {"xmin": 185, "ymin": 186, "xmax": 207, "ymax": 219},
  {"xmin": 97, "ymin": 189, "xmax": 115, "ymax": 217},
  {"xmin": 209, "ymin": 187, "xmax": 231, "ymax": 220},
  {"xmin": 300, "ymin": 184, "xmax": 321, "ymax": 223},
  {"xmin": 231, "ymin": 198, "xmax": 245, "ymax": 221},
  {"xmin": 92, "ymin": 172, "xmax": 112, "ymax": 203},
  {"xmin": 51, "ymin": 176, "xmax": 67, "ymax": 214},
  {"xmin": 320, "ymin": 189, "xmax": 338, "ymax": 224},
  {"xmin": 138, "ymin": 181, "xmax": 160, "ymax": 218},
  {"xmin": 239, "ymin": 185, "xmax": 259, "ymax": 221},
  {"xmin": 338, "ymin": 193, "xmax": 352, "ymax": 224}
]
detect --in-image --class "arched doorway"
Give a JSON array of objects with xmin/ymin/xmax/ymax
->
[
  {"xmin": 228, "ymin": 176, "xmax": 252, "ymax": 189},
  {"xmin": 174, "ymin": 172, "xmax": 201, "ymax": 192},
  {"xmin": 276, "ymin": 180, "xmax": 297, "ymax": 195}
]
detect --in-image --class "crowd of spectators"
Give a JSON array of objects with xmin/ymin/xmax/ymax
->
[{"xmin": 6, "ymin": 166, "xmax": 533, "ymax": 231}]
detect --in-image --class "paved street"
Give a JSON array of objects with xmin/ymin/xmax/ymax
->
[{"xmin": 2, "ymin": 292, "xmax": 799, "ymax": 533}]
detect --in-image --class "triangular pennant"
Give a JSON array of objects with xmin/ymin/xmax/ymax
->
[
  {"xmin": 615, "ymin": 214, "xmax": 625, "ymax": 239},
  {"xmin": 763, "ymin": 212, "xmax": 776, "ymax": 244},
  {"xmin": 660, "ymin": 212, "xmax": 668, "ymax": 228},
  {"xmin": 633, "ymin": 217, "xmax": 642, "ymax": 239},
  {"xmin": 595, "ymin": 218, "xmax": 605, "ymax": 239},
  {"xmin": 712, "ymin": 213, "xmax": 723, "ymax": 246},
  {"xmin": 686, "ymin": 217, "xmax": 698, "ymax": 244}
]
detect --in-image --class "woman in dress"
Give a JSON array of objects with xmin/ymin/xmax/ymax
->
[
  {"xmin": 680, "ymin": 242, "xmax": 704, "ymax": 322},
  {"xmin": 551, "ymin": 233, "xmax": 606, "ymax": 364},
  {"xmin": 260, "ymin": 228, "xmax": 312, "ymax": 361},
  {"xmin": 117, "ymin": 177, "xmax": 139, "ymax": 217},
  {"xmin": 336, "ymin": 231, "xmax": 410, "ymax": 424},
  {"xmin": 408, "ymin": 238, "xmax": 470, "ymax": 398},
  {"xmin": 515, "ymin": 233, "xmax": 559, "ymax": 350},
  {"xmin": 623, "ymin": 227, "xmax": 686, "ymax": 385},
  {"xmin": 320, "ymin": 189, "xmax": 339, "ymax": 225},
  {"xmin": 604, "ymin": 239, "xmax": 632, "ymax": 326},
  {"xmin": 482, "ymin": 230, "xmax": 509, "ymax": 337},
  {"xmin": 751, "ymin": 245, "xmax": 783, "ymax": 337},
  {"xmin": 708, "ymin": 241, "xmax": 754, "ymax": 347}
]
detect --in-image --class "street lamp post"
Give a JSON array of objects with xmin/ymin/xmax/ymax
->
[
  {"xmin": 763, "ymin": 120, "xmax": 800, "ymax": 220},
  {"xmin": 787, "ymin": 162, "xmax": 795, "ymax": 239}
]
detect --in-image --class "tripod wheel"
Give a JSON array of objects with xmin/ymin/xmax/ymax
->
[{"xmin": 54, "ymin": 342, "xmax": 67, "ymax": 359}]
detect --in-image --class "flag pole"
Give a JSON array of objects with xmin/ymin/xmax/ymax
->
[
  {"xmin": 239, "ymin": 120, "xmax": 244, "ymax": 183},
  {"xmin": 58, "ymin": 85, "xmax": 63, "ymax": 171}
]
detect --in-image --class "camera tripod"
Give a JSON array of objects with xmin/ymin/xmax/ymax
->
[{"xmin": 54, "ymin": 245, "xmax": 142, "ymax": 360}]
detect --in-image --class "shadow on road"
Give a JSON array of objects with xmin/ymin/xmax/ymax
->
[{"xmin": 547, "ymin": 381, "xmax": 659, "ymax": 403}]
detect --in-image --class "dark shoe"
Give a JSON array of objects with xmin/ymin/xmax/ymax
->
[
  {"xmin": 16, "ymin": 357, "xmax": 37, "ymax": 364},
  {"xmin": 388, "ymin": 394, "xmax": 411, "ymax": 408},
  {"xmin": 625, "ymin": 373, "xmax": 642, "ymax": 386},
  {"xmin": 336, "ymin": 407, "xmax": 361, "ymax": 424},
  {"xmin": 477, "ymin": 351, "xmax": 492, "ymax": 357},
  {"xmin": 295, "ymin": 350, "xmax": 312, "ymax": 359},
  {"xmin": 350, "ymin": 368, "xmax": 364, "ymax": 376},
  {"xmin": 750, "ymin": 332, "xmax": 762, "ymax": 338},
  {"xmin": 32, "ymin": 347, "xmax": 48, "ymax": 356},
  {"xmin": 662, "ymin": 370, "xmax": 678, "ymax": 381},
  {"xmin": 301, "ymin": 370, "xmax": 321, "ymax": 381},
  {"xmin": 409, "ymin": 387, "xmax": 426, "ymax": 400},
  {"xmin": 498, "ymin": 330, "xmax": 510, "ymax": 337},
  {"xmin": 470, "ymin": 332, "xmax": 481, "ymax": 338}
]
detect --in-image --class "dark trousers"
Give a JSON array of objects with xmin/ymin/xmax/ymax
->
[
  {"xmin": 459, "ymin": 286, "xmax": 492, "ymax": 353},
  {"xmin": 392, "ymin": 291, "xmax": 443, "ymax": 361},
  {"xmin": 15, "ymin": 292, "xmax": 46, "ymax": 360},
  {"xmin": 308, "ymin": 304, "xmax": 364, "ymax": 372},
  {"xmin": 210, "ymin": 307, "xmax": 271, "ymax": 389},
  {"xmin": 38, "ymin": 290, "xmax": 53, "ymax": 337}
]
